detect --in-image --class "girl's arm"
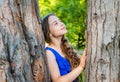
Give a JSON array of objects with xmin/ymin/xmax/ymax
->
[{"xmin": 46, "ymin": 49, "xmax": 86, "ymax": 82}]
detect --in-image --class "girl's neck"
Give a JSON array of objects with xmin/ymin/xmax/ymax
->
[
  {"xmin": 49, "ymin": 37, "xmax": 62, "ymax": 50},
  {"xmin": 48, "ymin": 36, "xmax": 66, "ymax": 57}
]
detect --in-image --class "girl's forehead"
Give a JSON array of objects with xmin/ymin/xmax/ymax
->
[
  {"xmin": 48, "ymin": 15, "xmax": 59, "ymax": 24},
  {"xmin": 49, "ymin": 15, "xmax": 58, "ymax": 21}
]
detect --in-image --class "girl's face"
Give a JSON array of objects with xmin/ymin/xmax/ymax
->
[{"xmin": 48, "ymin": 15, "xmax": 67, "ymax": 37}]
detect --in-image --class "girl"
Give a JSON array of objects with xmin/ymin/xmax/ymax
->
[{"xmin": 42, "ymin": 13, "xmax": 86, "ymax": 82}]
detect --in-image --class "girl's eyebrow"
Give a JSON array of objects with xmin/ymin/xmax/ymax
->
[
  {"xmin": 51, "ymin": 18, "xmax": 60, "ymax": 24},
  {"xmin": 52, "ymin": 20, "xmax": 57, "ymax": 24},
  {"xmin": 51, "ymin": 19, "xmax": 60, "ymax": 24}
]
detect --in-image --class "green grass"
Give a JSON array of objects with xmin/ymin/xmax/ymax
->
[{"xmin": 78, "ymin": 71, "xmax": 85, "ymax": 82}]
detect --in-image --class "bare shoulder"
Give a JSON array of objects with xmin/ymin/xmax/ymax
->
[
  {"xmin": 45, "ymin": 49, "xmax": 61, "ymax": 81},
  {"xmin": 46, "ymin": 50, "xmax": 56, "ymax": 60}
]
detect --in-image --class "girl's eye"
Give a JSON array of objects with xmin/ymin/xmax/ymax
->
[{"xmin": 54, "ymin": 22, "xmax": 58, "ymax": 25}]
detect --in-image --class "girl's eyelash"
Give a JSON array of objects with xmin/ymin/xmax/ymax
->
[
  {"xmin": 53, "ymin": 19, "xmax": 62, "ymax": 25},
  {"xmin": 54, "ymin": 22, "xmax": 57, "ymax": 25}
]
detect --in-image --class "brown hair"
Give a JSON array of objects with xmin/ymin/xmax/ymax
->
[
  {"xmin": 42, "ymin": 14, "xmax": 80, "ymax": 70},
  {"xmin": 42, "ymin": 13, "xmax": 54, "ymax": 43}
]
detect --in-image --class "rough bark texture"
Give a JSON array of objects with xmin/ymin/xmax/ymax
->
[
  {"xmin": 0, "ymin": 0, "xmax": 50, "ymax": 82},
  {"xmin": 85, "ymin": 0, "xmax": 120, "ymax": 82}
]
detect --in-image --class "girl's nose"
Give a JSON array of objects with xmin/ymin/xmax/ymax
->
[{"xmin": 60, "ymin": 22, "xmax": 64, "ymax": 26}]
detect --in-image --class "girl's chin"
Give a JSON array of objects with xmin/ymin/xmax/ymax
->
[
  {"xmin": 54, "ymin": 30, "xmax": 67, "ymax": 37},
  {"xmin": 62, "ymin": 30, "xmax": 67, "ymax": 35}
]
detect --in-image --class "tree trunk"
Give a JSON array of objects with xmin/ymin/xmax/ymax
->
[
  {"xmin": 85, "ymin": 0, "xmax": 120, "ymax": 82},
  {"xmin": 0, "ymin": 0, "xmax": 50, "ymax": 82}
]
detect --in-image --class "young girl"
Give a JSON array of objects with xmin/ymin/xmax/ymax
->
[{"xmin": 42, "ymin": 13, "xmax": 86, "ymax": 82}]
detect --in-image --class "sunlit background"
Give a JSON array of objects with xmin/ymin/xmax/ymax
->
[{"xmin": 38, "ymin": 0, "xmax": 87, "ymax": 50}]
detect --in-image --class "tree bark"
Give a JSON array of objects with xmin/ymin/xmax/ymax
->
[
  {"xmin": 0, "ymin": 0, "xmax": 50, "ymax": 82},
  {"xmin": 85, "ymin": 0, "xmax": 120, "ymax": 82}
]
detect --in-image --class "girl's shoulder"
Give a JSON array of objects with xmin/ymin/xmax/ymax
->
[{"xmin": 45, "ymin": 47, "xmax": 56, "ymax": 60}]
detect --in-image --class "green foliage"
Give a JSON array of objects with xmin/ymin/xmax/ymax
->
[{"xmin": 38, "ymin": 0, "xmax": 87, "ymax": 49}]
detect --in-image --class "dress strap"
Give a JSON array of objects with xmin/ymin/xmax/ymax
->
[{"xmin": 45, "ymin": 47, "xmax": 66, "ymax": 60}]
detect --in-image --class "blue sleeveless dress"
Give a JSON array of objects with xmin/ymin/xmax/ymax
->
[
  {"xmin": 46, "ymin": 47, "xmax": 79, "ymax": 82},
  {"xmin": 45, "ymin": 47, "xmax": 71, "ymax": 76}
]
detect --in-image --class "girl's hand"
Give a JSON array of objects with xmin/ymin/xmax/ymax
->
[{"xmin": 79, "ymin": 48, "xmax": 87, "ymax": 69}]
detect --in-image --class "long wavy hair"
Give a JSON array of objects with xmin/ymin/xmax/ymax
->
[{"xmin": 42, "ymin": 14, "xmax": 80, "ymax": 70}]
